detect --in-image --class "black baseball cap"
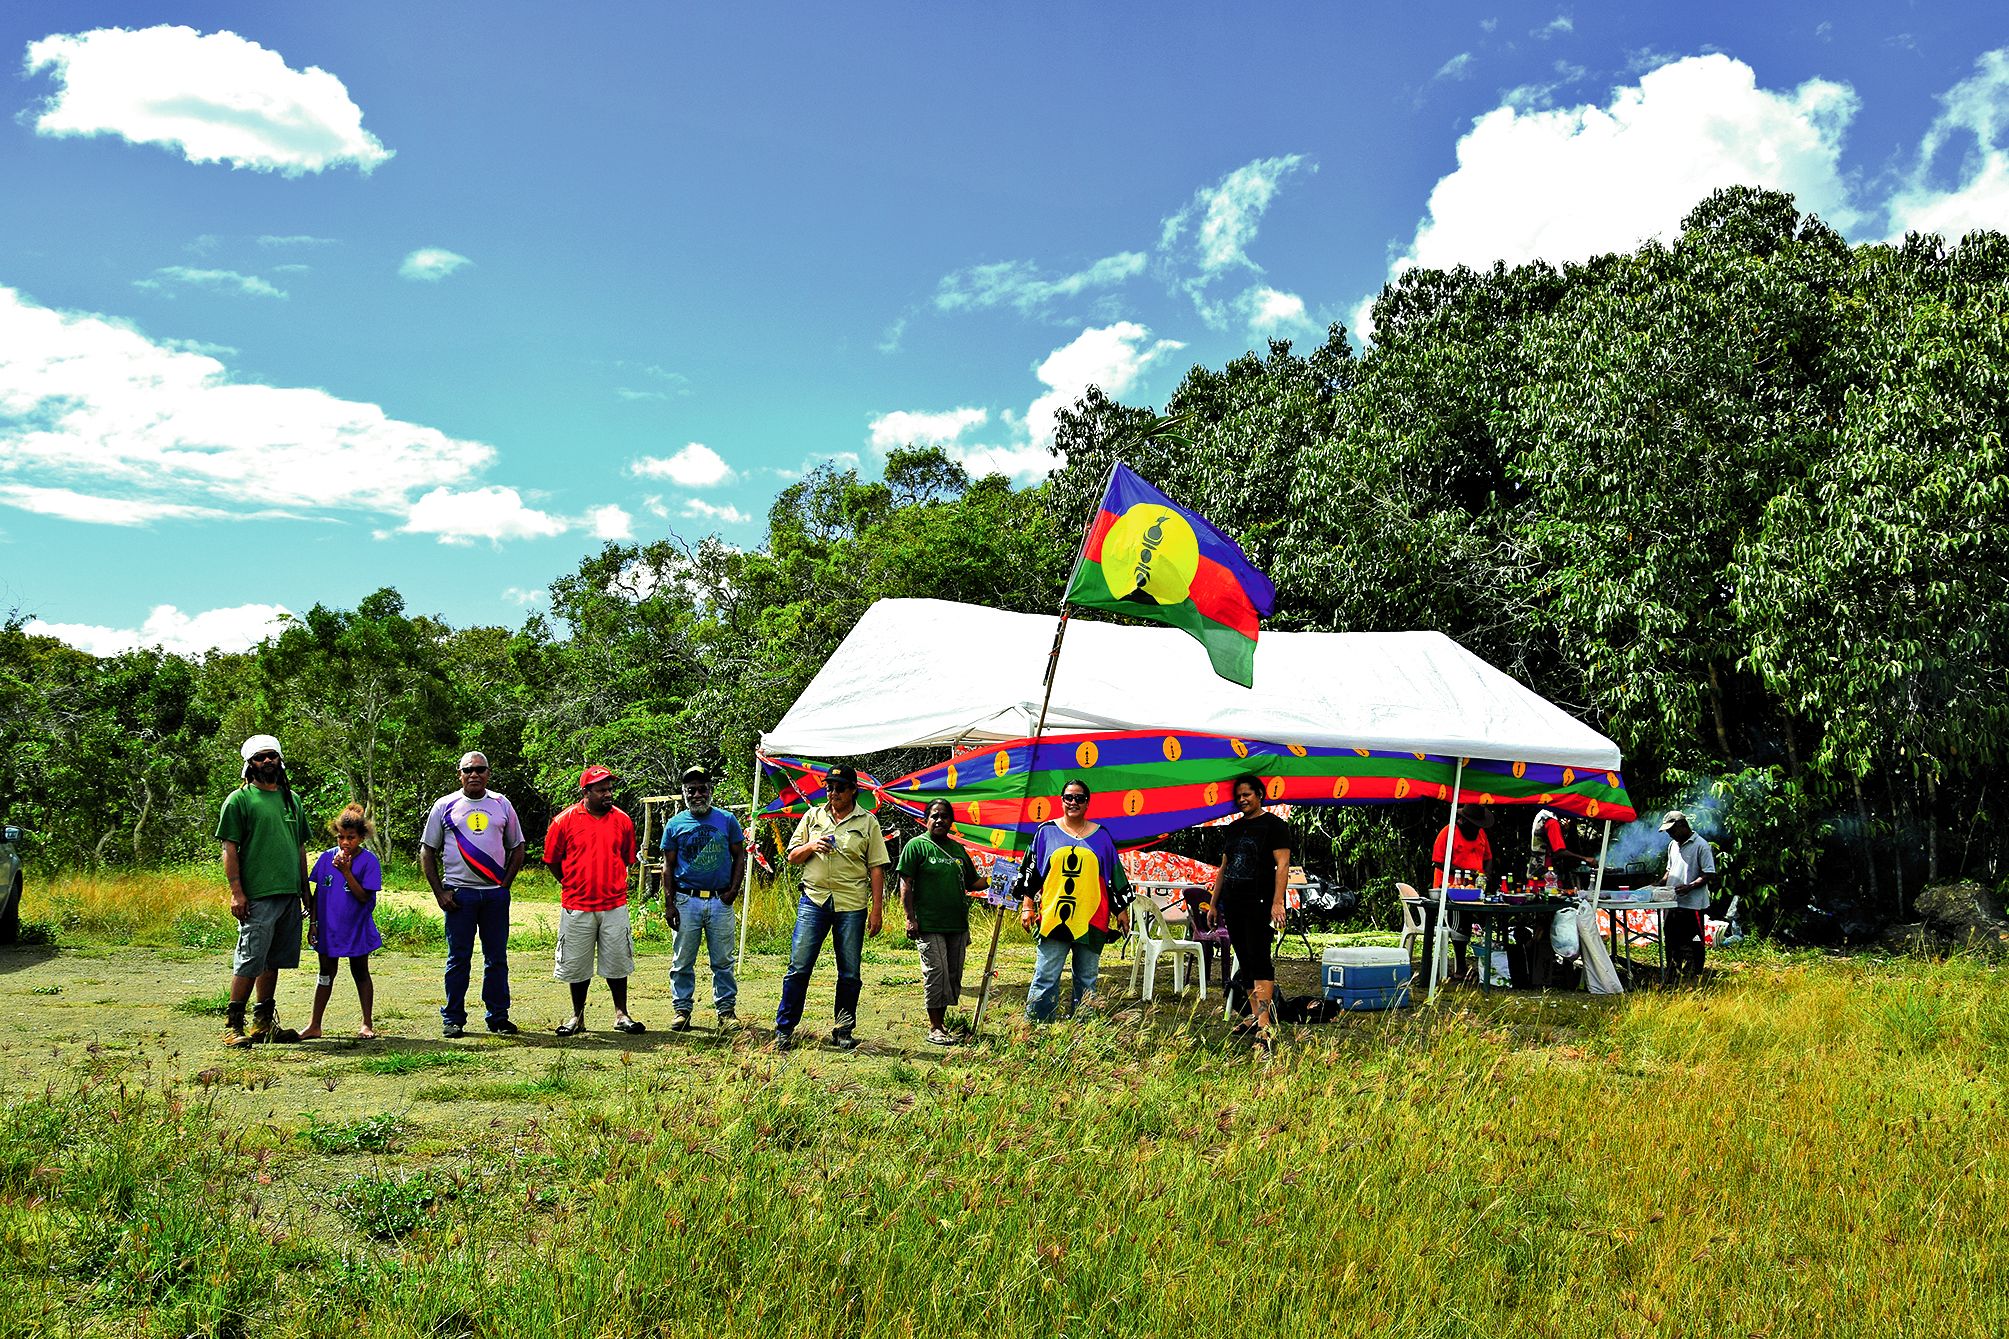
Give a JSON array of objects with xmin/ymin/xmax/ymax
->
[
  {"xmin": 681, "ymin": 766, "xmax": 711, "ymax": 786},
  {"xmin": 825, "ymin": 765, "xmax": 859, "ymax": 790}
]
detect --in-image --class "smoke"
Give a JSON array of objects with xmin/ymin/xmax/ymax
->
[{"xmin": 1604, "ymin": 784, "xmax": 1731, "ymax": 870}]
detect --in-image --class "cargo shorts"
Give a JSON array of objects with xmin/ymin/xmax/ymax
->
[{"xmin": 232, "ymin": 894, "xmax": 304, "ymax": 977}]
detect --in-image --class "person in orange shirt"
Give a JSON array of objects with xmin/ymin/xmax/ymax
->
[
  {"xmin": 1427, "ymin": 804, "xmax": 1495, "ymax": 980},
  {"xmin": 545, "ymin": 766, "xmax": 642, "ymax": 1037}
]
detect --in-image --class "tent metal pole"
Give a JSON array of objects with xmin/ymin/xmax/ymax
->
[
  {"xmin": 1426, "ymin": 759, "xmax": 1466, "ymax": 1004},
  {"xmin": 1586, "ymin": 818, "xmax": 1612, "ymax": 976},
  {"xmin": 733, "ymin": 746, "xmax": 762, "ymax": 980}
]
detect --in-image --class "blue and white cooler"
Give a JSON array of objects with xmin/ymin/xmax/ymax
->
[{"xmin": 1321, "ymin": 946, "xmax": 1413, "ymax": 1011}]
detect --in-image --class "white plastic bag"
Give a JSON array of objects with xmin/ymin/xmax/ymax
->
[
  {"xmin": 1551, "ymin": 903, "xmax": 1580, "ymax": 961},
  {"xmin": 1578, "ymin": 904, "xmax": 1624, "ymax": 995}
]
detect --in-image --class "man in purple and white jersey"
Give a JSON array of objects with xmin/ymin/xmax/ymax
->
[{"xmin": 420, "ymin": 751, "xmax": 527, "ymax": 1037}]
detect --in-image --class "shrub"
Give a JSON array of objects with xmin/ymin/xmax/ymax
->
[{"xmin": 332, "ymin": 1171, "xmax": 455, "ymax": 1240}]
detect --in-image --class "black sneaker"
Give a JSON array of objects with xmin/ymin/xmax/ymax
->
[
  {"xmin": 828, "ymin": 1032, "xmax": 859, "ymax": 1053},
  {"xmin": 670, "ymin": 1012, "xmax": 693, "ymax": 1033},
  {"xmin": 442, "ymin": 1021, "xmax": 465, "ymax": 1038},
  {"xmin": 486, "ymin": 1019, "xmax": 520, "ymax": 1035},
  {"xmin": 772, "ymin": 1030, "xmax": 794, "ymax": 1052}
]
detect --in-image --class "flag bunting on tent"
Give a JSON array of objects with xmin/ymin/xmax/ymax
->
[
  {"xmin": 868, "ymin": 729, "xmax": 1634, "ymax": 856},
  {"xmin": 757, "ymin": 755, "xmax": 882, "ymax": 821},
  {"xmin": 1062, "ymin": 463, "xmax": 1277, "ymax": 688}
]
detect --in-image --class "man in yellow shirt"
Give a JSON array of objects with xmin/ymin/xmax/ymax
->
[{"xmin": 774, "ymin": 765, "xmax": 887, "ymax": 1052}]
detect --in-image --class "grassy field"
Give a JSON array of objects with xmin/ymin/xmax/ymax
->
[{"xmin": 2, "ymin": 872, "xmax": 2006, "ymax": 1337}]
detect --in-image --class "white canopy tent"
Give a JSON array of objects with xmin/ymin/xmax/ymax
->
[
  {"xmin": 761, "ymin": 598, "xmax": 1621, "ymax": 769},
  {"xmin": 745, "ymin": 598, "xmax": 1626, "ymax": 1004}
]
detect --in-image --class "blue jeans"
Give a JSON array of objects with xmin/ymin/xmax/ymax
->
[
  {"xmin": 441, "ymin": 885, "xmax": 511, "ymax": 1027},
  {"xmin": 1026, "ymin": 934, "xmax": 1102, "ymax": 1022},
  {"xmin": 671, "ymin": 892, "xmax": 737, "ymax": 1015},
  {"xmin": 773, "ymin": 893, "xmax": 865, "ymax": 1036}
]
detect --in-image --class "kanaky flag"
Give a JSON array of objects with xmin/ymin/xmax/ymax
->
[{"xmin": 1063, "ymin": 463, "xmax": 1276, "ymax": 687}]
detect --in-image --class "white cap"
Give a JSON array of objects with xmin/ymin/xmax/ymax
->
[{"xmin": 240, "ymin": 734, "xmax": 283, "ymax": 762}]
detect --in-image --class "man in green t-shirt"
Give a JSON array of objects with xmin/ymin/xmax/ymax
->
[
  {"xmin": 213, "ymin": 734, "xmax": 311, "ymax": 1046},
  {"xmin": 897, "ymin": 799, "xmax": 983, "ymax": 1047}
]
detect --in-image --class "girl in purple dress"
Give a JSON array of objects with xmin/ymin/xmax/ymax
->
[{"xmin": 303, "ymin": 804, "xmax": 384, "ymax": 1039}]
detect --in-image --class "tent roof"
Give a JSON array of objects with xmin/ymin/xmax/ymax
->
[{"xmin": 762, "ymin": 599, "xmax": 1622, "ymax": 770}]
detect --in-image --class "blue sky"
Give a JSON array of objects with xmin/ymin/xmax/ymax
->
[{"xmin": 3, "ymin": 2, "xmax": 2004, "ymax": 654}]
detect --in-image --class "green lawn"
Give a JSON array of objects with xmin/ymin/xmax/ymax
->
[{"xmin": 1, "ymin": 874, "xmax": 2006, "ymax": 1337}]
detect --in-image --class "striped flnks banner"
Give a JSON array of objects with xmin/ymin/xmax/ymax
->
[
  {"xmin": 869, "ymin": 729, "xmax": 1635, "ymax": 856},
  {"xmin": 758, "ymin": 755, "xmax": 881, "ymax": 821}
]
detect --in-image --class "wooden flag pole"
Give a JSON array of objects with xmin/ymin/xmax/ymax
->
[
  {"xmin": 972, "ymin": 606, "xmax": 1075, "ymax": 1031},
  {"xmin": 971, "ymin": 441, "xmax": 1191, "ymax": 1030}
]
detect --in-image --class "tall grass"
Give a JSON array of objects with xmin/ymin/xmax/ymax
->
[
  {"xmin": 3, "ymin": 949, "xmax": 2006, "ymax": 1335},
  {"xmin": 28, "ymin": 867, "xmax": 804, "ymax": 955}
]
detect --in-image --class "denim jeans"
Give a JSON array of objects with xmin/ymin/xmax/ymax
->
[
  {"xmin": 671, "ymin": 892, "xmax": 737, "ymax": 1015},
  {"xmin": 441, "ymin": 885, "xmax": 511, "ymax": 1027},
  {"xmin": 773, "ymin": 893, "xmax": 866, "ymax": 1036},
  {"xmin": 1025, "ymin": 934, "xmax": 1102, "ymax": 1022}
]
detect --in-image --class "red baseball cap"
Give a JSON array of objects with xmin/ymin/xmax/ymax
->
[{"xmin": 580, "ymin": 765, "xmax": 617, "ymax": 789}]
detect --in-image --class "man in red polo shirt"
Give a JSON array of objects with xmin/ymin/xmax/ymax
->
[
  {"xmin": 545, "ymin": 765, "xmax": 643, "ymax": 1037},
  {"xmin": 1427, "ymin": 804, "xmax": 1495, "ymax": 981}
]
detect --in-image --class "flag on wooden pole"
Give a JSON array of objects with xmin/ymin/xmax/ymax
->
[{"xmin": 1062, "ymin": 463, "xmax": 1276, "ymax": 687}]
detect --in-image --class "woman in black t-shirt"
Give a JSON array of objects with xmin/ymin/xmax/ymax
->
[{"xmin": 1209, "ymin": 773, "xmax": 1292, "ymax": 1050}]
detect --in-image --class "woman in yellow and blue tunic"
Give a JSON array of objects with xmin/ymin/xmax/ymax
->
[{"xmin": 1018, "ymin": 778, "xmax": 1131, "ymax": 1022}]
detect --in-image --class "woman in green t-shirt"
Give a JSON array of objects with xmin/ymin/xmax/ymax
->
[{"xmin": 897, "ymin": 799, "xmax": 984, "ymax": 1047}]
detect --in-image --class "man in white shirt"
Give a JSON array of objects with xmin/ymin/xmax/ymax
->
[
  {"xmin": 420, "ymin": 752, "xmax": 527, "ymax": 1036},
  {"xmin": 1660, "ymin": 809, "xmax": 1717, "ymax": 980}
]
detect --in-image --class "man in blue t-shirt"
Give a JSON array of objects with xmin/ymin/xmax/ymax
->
[{"xmin": 660, "ymin": 766, "xmax": 746, "ymax": 1030}]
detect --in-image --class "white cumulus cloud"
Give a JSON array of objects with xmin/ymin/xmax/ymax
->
[
  {"xmin": 867, "ymin": 322, "xmax": 1185, "ymax": 487},
  {"xmin": 0, "ymin": 285, "xmax": 619, "ymax": 545},
  {"xmin": 1241, "ymin": 286, "xmax": 1313, "ymax": 334},
  {"xmin": 1389, "ymin": 54, "xmax": 1861, "ymax": 278},
  {"xmin": 1435, "ymin": 52, "xmax": 1475, "ymax": 82},
  {"xmin": 24, "ymin": 25, "xmax": 392, "ymax": 175},
  {"xmin": 586, "ymin": 504, "xmax": 634, "ymax": 541},
  {"xmin": 399, "ymin": 248, "xmax": 472, "ymax": 282},
  {"xmin": 0, "ymin": 285, "xmax": 496, "ymax": 524},
  {"xmin": 26, "ymin": 602, "xmax": 292, "ymax": 656},
  {"xmin": 0, "ymin": 484, "xmax": 232, "ymax": 525},
  {"xmin": 503, "ymin": 586, "xmax": 547, "ymax": 608},
  {"xmin": 397, "ymin": 486, "xmax": 567, "ymax": 546},
  {"xmin": 934, "ymin": 252, "xmax": 1147, "ymax": 315},
  {"xmin": 1159, "ymin": 154, "xmax": 1313, "ymax": 325},
  {"xmin": 629, "ymin": 443, "xmax": 736, "ymax": 488},
  {"xmin": 133, "ymin": 266, "xmax": 286, "ymax": 299},
  {"xmin": 866, "ymin": 407, "xmax": 989, "ymax": 453},
  {"xmin": 681, "ymin": 498, "xmax": 751, "ymax": 525},
  {"xmin": 1025, "ymin": 322, "xmax": 1185, "ymax": 448},
  {"xmin": 1161, "ymin": 155, "xmax": 1311, "ymax": 276},
  {"xmin": 1886, "ymin": 48, "xmax": 2009, "ymax": 242}
]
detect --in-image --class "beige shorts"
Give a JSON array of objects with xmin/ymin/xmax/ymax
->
[{"xmin": 553, "ymin": 905, "xmax": 635, "ymax": 983}]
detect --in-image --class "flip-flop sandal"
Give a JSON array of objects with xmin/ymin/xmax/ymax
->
[
  {"xmin": 555, "ymin": 1021, "xmax": 586, "ymax": 1037},
  {"xmin": 613, "ymin": 1018, "xmax": 647, "ymax": 1035}
]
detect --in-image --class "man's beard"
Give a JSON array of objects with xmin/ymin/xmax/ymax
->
[{"xmin": 254, "ymin": 761, "xmax": 282, "ymax": 784}]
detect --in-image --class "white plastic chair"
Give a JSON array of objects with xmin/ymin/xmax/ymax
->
[
  {"xmin": 1127, "ymin": 893, "xmax": 1206, "ymax": 1002},
  {"xmin": 1396, "ymin": 880, "xmax": 1426, "ymax": 956}
]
